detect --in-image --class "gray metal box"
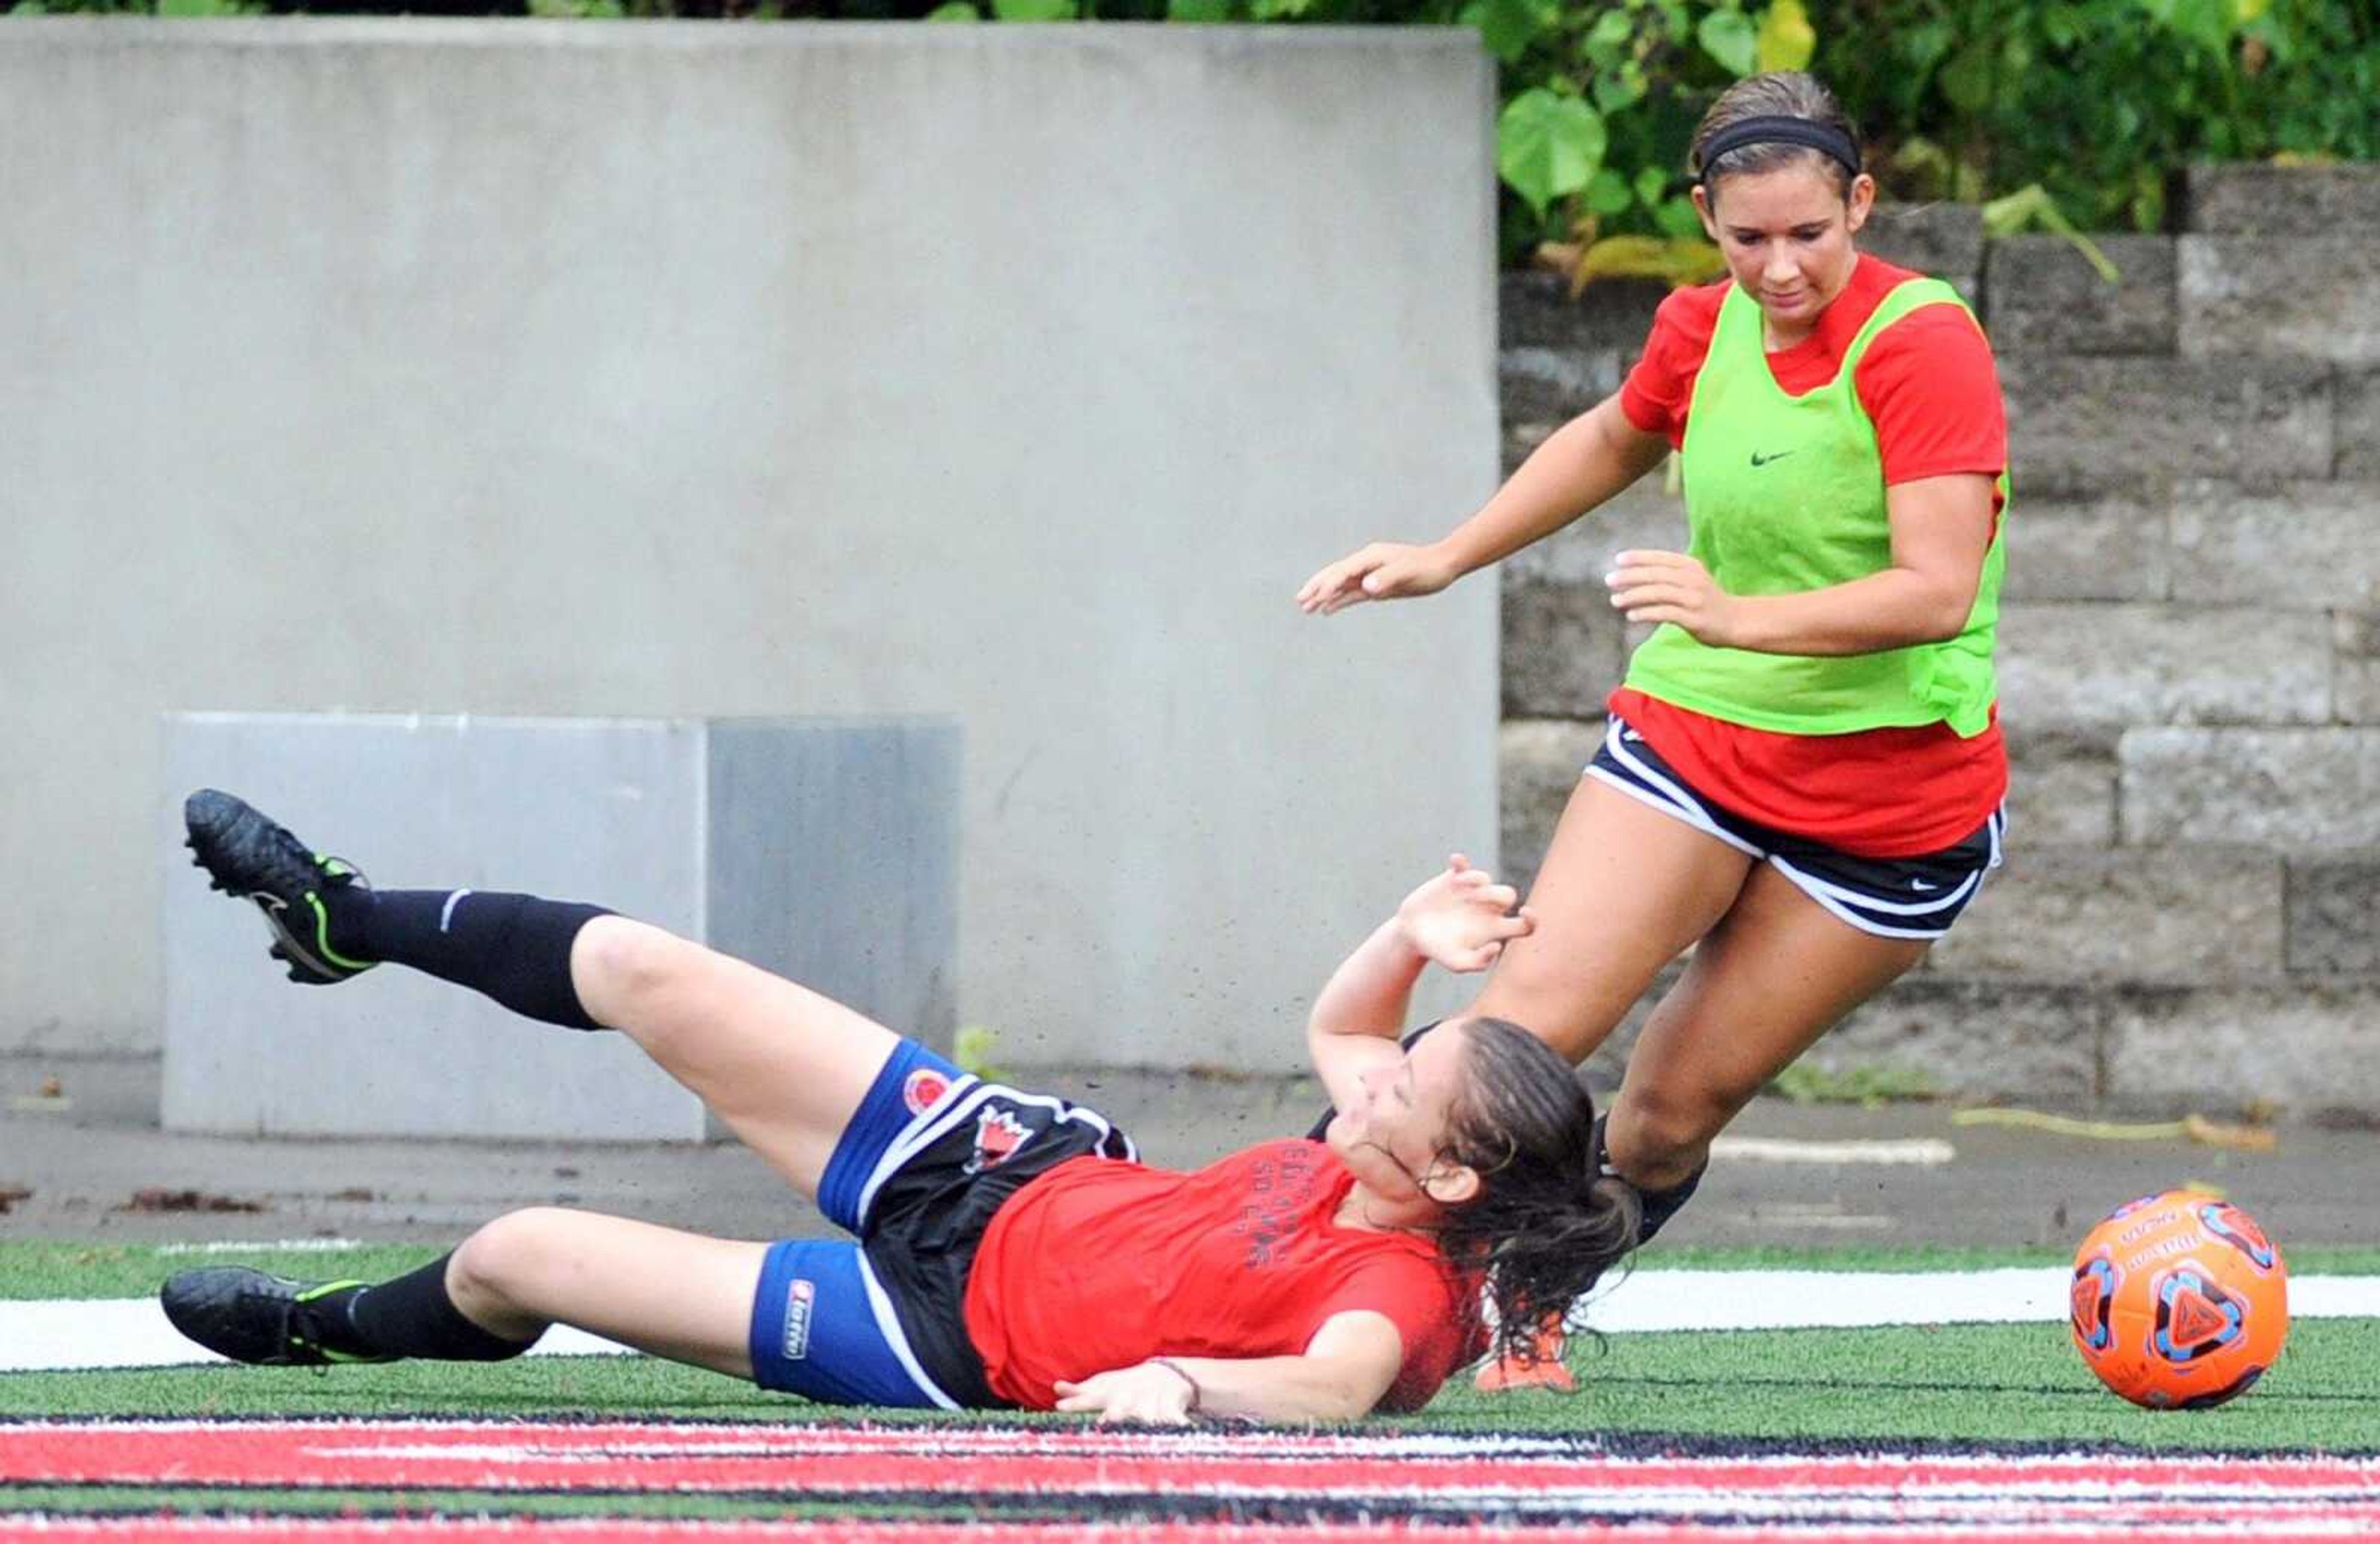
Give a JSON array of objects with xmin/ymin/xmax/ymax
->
[{"xmin": 162, "ymin": 713, "xmax": 958, "ymax": 1140}]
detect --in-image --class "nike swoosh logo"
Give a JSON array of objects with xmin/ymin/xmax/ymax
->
[{"xmin": 1750, "ymin": 449, "xmax": 1795, "ymax": 467}]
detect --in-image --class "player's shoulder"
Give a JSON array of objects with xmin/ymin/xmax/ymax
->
[
  {"xmin": 1850, "ymin": 254, "xmax": 1993, "ymax": 361},
  {"xmin": 1650, "ymin": 277, "xmax": 1730, "ymax": 342}
]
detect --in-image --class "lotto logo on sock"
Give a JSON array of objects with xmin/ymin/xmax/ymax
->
[
  {"xmin": 902, "ymin": 1068, "xmax": 953, "ymax": 1116},
  {"xmin": 782, "ymin": 1279, "xmax": 816, "ymax": 1361}
]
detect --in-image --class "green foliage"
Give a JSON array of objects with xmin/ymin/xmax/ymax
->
[
  {"xmin": 952, "ymin": 1023, "xmax": 1006, "ymax": 1080},
  {"xmin": 1820, "ymin": 0, "xmax": 2380, "ymax": 232},
  {"xmin": 1981, "ymin": 183, "xmax": 2121, "ymax": 280},
  {"xmin": 1499, "ymin": 86, "xmax": 1606, "ymax": 218},
  {"xmin": 1765, "ymin": 1059, "xmax": 1943, "ymax": 1107},
  {"xmin": 14, "ymin": 0, "xmax": 2370, "ymax": 252}
]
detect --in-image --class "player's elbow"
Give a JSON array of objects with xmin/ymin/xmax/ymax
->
[{"xmin": 1905, "ymin": 571, "xmax": 1980, "ymax": 643}]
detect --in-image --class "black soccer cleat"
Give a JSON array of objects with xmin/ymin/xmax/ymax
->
[
  {"xmin": 160, "ymin": 1266, "xmax": 390, "ymax": 1367},
  {"xmin": 183, "ymin": 789, "xmax": 376, "ymax": 984}
]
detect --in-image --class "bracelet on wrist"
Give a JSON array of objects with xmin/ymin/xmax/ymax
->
[{"xmin": 1148, "ymin": 1356, "xmax": 1201, "ymax": 1414}]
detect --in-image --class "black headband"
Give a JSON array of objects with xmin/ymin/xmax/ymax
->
[{"xmin": 1697, "ymin": 115, "xmax": 1862, "ymax": 183}]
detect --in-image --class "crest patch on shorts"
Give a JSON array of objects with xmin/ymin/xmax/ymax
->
[
  {"xmin": 967, "ymin": 1106, "xmax": 1033, "ymax": 1173},
  {"xmin": 782, "ymin": 1278, "xmax": 816, "ymax": 1361},
  {"xmin": 902, "ymin": 1067, "xmax": 953, "ymax": 1116}
]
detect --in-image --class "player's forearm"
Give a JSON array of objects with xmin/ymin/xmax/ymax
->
[
  {"xmin": 1307, "ymin": 920, "xmax": 1426, "ymax": 1045},
  {"xmin": 1158, "ymin": 1353, "xmax": 1388, "ymax": 1424},
  {"xmin": 1722, "ymin": 567, "xmax": 1976, "ymax": 655},
  {"xmin": 1438, "ymin": 401, "xmax": 1665, "ymax": 577}
]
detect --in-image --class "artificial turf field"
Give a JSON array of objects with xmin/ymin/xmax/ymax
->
[{"xmin": 4, "ymin": 1242, "xmax": 2377, "ymax": 1538}]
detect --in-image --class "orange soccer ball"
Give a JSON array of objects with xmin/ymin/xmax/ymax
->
[{"xmin": 2069, "ymin": 1189, "xmax": 2289, "ymax": 1409}]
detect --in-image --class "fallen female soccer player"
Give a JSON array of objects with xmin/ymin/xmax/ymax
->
[{"xmin": 162, "ymin": 791, "xmax": 1638, "ymax": 1423}]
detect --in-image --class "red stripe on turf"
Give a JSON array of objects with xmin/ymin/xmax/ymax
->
[
  {"xmin": 10, "ymin": 1521, "xmax": 2380, "ymax": 1542},
  {"xmin": 4, "ymin": 1422, "xmax": 2378, "ymax": 1535},
  {"xmin": 5, "ymin": 1421, "xmax": 2378, "ymax": 1494}
]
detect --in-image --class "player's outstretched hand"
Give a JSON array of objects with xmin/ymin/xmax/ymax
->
[
  {"xmin": 1396, "ymin": 855, "xmax": 1534, "ymax": 974},
  {"xmin": 1295, "ymin": 542, "xmax": 1460, "ymax": 615},
  {"xmin": 1052, "ymin": 1362, "xmax": 1198, "ymax": 1425}
]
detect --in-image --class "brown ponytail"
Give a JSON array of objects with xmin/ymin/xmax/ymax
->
[{"xmin": 1434, "ymin": 1017, "xmax": 1640, "ymax": 1367}]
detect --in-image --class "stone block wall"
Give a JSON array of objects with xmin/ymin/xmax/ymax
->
[{"xmin": 1497, "ymin": 168, "xmax": 2380, "ymax": 1118}]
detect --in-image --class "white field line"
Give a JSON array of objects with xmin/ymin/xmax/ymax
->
[
  {"xmin": 154, "ymin": 1239, "xmax": 372, "ymax": 1256},
  {"xmin": 4, "ymin": 1271, "xmax": 2377, "ymax": 1375},
  {"xmin": 1708, "ymin": 1136, "xmax": 1956, "ymax": 1165},
  {"xmin": 0, "ymin": 1302, "xmax": 629, "ymax": 1374},
  {"xmin": 1570, "ymin": 1269, "xmax": 2380, "ymax": 1333}
]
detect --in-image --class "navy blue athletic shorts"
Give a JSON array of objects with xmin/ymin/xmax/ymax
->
[
  {"xmin": 1587, "ymin": 715, "xmax": 2005, "ymax": 940},
  {"xmin": 746, "ymin": 1039, "xmax": 1135, "ymax": 1409}
]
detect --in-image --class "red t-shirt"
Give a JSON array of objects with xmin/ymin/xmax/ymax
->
[
  {"xmin": 1609, "ymin": 253, "xmax": 2009, "ymax": 856},
  {"xmin": 963, "ymin": 1139, "xmax": 1484, "ymax": 1413}
]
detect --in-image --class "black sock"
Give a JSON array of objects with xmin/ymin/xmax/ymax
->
[
  {"xmin": 325, "ymin": 888, "xmax": 610, "ymax": 1030},
  {"xmin": 1594, "ymin": 1111, "xmax": 1706, "ymax": 1246},
  {"xmin": 319, "ymin": 1254, "xmax": 539, "ymax": 1362}
]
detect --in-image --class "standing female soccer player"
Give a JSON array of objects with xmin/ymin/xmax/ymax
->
[
  {"xmin": 161, "ymin": 790, "xmax": 1636, "ymax": 1422},
  {"xmin": 1297, "ymin": 71, "xmax": 2009, "ymax": 1257}
]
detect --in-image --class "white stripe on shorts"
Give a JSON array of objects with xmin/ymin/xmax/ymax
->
[
  {"xmin": 1767, "ymin": 856, "xmax": 1967, "ymax": 939},
  {"xmin": 853, "ymin": 1074, "xmax": 982, "ymax": 1227},
  {"xmin": 1587, "ymin": 725, "xmax": 1765, "ymax": 858},
  {"xmin": 855, "ymin": 1251, "xmax": 961, "ymax": 1411},
  {"xmin": 852, "ymin": 1077, "xmax": 1134, "ymax": 1228}
]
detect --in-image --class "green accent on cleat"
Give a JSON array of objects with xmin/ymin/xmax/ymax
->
[{"xmin": 182, "ymin": 790, "xmax": 379, "ymax": 986}]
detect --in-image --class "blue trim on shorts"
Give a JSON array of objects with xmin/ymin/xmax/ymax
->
[
  {"xmin": 747, "ymin": 1237, "xmax": 948, "ymax": 1408},
  {"xmin": 816, "ymin": 1039, "xmax": 965, "ymax": 1232}
]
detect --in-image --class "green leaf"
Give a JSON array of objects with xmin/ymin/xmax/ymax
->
[
  {"xmin": 2163, "ymin": 0, "xmax": 2234, "ymax": 55},
  {"xmin": 1981, "ymin": 183, "xmax": 2122, "ymax": 282},
  {"xmin": 1937, "ymin": 37, "xmax": 1995, "ymax": 112},
  {"xmin": 1633, "ymin": 164, "xmax": 1670, "ymax": 206},
  {"xmin": 953, "ymin": 1025, "xmax": 1007, "ymax": 1082},
  {"xmin": 1696, "ymin": 8, "xmax": 1758, "ymax": 76},
  {"xmin": 1165, "ymin": 0, "xmax": 1231, "ymax": 18},
  {"xmin": 1460, "ymin": 0, "xmax": 1554, "ymax": 66},
  {"xmin": 1653, "ymin": 193, "xmax": 1708, "ymax": 237},
  {"xmin": 992, "ymin": 0, "xmax": 1073, "ymax": 18},
  {"xmin": 1590, "ymin": 66, "xmax": 1646, "ymax": 115},
  {"xmin": 1497, "ymin": 87, "xmax": 1605, "ymax": 218},
  {"xmin": 2127, "ymin": 165, "xmax": 2166, "ymax": 232},
  {"xmin": 1755, "ymin": 0, "xmax": 1815, "ymax": 72},
  {"xmin": 1587, "ymin": 8, "xmax": 1631, "ymax": 45},
  {"xmin": 1585, "ymin": 167, "xmax": 1634, "ymax": 216},
  {"xmin": 925, "ymin": 1, "xmax": 982, "ymax": 17},
  {"xmin": 1897, "ymin": 19, "xmax": 1952, "ymax": 73},
  {"xmin": 1573, "ymin": 234, "xmax": 1729, "ymax": 288}
]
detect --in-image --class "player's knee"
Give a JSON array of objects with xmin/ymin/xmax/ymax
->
[
  {"xmin": 450, "ymin": 1206, "xmax": 578, "ymax": 1308},
  {"xmin": 1608, "ymin": 1089, "xmax": 1718, "ymax": 1189},
  {"xmin": 573, "ymin": 919, "xmax": 695, "ymax": 1020}
]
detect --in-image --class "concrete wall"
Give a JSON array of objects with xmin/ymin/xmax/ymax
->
[
  {"xmin": 1499, "ymin": 168, "xmax": 2380, "ymax": 1119},
  {"xmin": 0, "ymin": 21, "xmax": 1499, "ymax": 1070}
]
